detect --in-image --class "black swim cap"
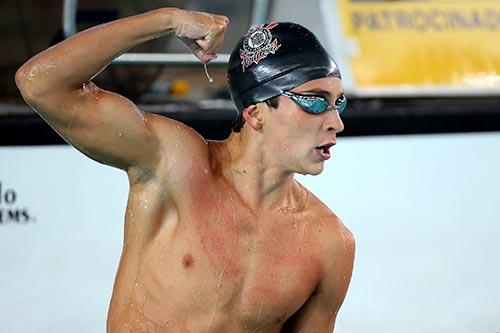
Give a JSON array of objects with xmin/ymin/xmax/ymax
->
[{"xmin": 227, "ymin": 22, "xmax": 341, "ymax": 113}]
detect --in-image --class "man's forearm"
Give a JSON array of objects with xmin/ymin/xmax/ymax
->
[{"xmin": 16, "ymin": 8, "xmax": 177, "ymax": 98}]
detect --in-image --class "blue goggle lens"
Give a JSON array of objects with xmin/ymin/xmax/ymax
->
[
  {"xmin": 337, "ymin": 96, "xmax": 347, "ymax": 114},
  {"xmin": 282, "ymin": 91, "xmax": 347, "ymax": 115}
]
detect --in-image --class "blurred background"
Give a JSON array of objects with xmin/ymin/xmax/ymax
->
[
  {"xmin": 1, "ymin": 0, "xmax": 499, "ymax": 332},
  {"xmin": 2, "ymin": 0, "xmax": 500, "ymax": 141}
]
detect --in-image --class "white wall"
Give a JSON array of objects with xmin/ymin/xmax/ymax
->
[
  {"xmin": 297, "ymin": 132, "xmax": 500, "ymax": 333},
  {"xmin": 1, "ymin": 132, "xmax": 500, "ymax": 332},
  {"xmin": 0, "ymin": 147, "xmax": 127, "ymax": 332}
]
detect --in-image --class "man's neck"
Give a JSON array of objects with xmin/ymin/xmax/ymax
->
[{"xmin": 218, "ymin": 132, "xmax": 300, "ymax": 214}]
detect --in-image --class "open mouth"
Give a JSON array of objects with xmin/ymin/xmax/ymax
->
[
  {"xmin": 316, "ymin": 143, "xmax": 334, "ymax": 152},
  {"xmin": 315, "ymin": 143, "xmax": 334, "ymax": 159}
]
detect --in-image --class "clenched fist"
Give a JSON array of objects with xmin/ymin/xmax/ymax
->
[{"xmin": 170, "ymin": 8, "xmax": 230, "ymax": 64}]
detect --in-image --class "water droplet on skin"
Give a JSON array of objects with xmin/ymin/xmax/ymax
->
[
  {"xmin": 204, "ymin": 169, "xmax": 208, "ymax": 175},
  {"xmin": 81, "ymin": 82, "xmax": 90, "ymax": 95},
  {"xmin": 118, "ymin": 132, "xmax": 123, "ymax": 137},
  {"xmin": 27, "ymin": 68, "xmax": 35, "ymax": 81}
]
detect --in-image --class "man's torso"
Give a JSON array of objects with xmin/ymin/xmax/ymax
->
[{"xmin": 107, "ymin": 142, "xmax": 338, "ymax": 333}]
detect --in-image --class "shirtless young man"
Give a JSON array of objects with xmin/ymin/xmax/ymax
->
[{"xmin": 15, "ymin": 7, "xmax": 355, "ymax": 333}]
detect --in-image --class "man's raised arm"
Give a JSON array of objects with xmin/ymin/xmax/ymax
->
[{"xmin": 15, "ymin": 8, "xmax": 228, "ymax": 175}]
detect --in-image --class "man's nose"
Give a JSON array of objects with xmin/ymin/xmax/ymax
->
[{"xmin": 324, "ymin": 110, "xmax": 344, "ymax": 133}]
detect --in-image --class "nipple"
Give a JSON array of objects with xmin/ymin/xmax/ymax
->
[{"xmin": 204, "ymin": 64, "xmax": 214, "ymax": 83}]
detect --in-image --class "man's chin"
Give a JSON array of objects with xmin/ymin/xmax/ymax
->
[
  {"xmin": 297, "ymin": 162, "xmax": 324, "ymax": 176},
  {"xmin": 308, "ymin": 168, "xmax": 324, "ymax": 176}
]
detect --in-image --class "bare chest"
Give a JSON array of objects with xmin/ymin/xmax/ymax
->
[
  {"xmin": 177, "ymin": 187, "xmax": 320, "ymax": 322},
  {"xmin": 115, "ymin": 180, "xmax": 323, "ymax": 331}
]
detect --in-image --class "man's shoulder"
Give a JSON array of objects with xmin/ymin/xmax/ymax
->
[
  {"xmin": 297, "ymin": 182, "xmax": 355, "ymax": 256},
  {"xmin": 128, "ymin": 113, "xmax": 213, "ymax": 187},
  {"xmin": 146, "ymin": 112, "xmax": 207, "ymax": 146},
  {"xmin": 143, "ymin": 112, "xmax": 211, "ymax": 165},
  {"xmin": 296, "ymin": 181, "xmax": 344, "ymax": 229},
  {"xmin": 314, "ymin": 210, "xmax": 354, "ymax": 257},
  {"xmin": 301, "ymin": 188, "xmax": 355, "ymax": 284}
]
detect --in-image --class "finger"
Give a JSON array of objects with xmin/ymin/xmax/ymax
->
[
  {"xmin": 199, "ymin": 53, "xmax": 218, "ymax": 64},
  {"xmin": 196, "ymin": 35, "xmax": 213, "ymax": 52},
  {"xmin": 179, "ymin": 36, "xmax": 203, "ymax": 55},
  {"xmin": 212, "ymin": 16, "xmax": 229, "ymax": 51},
  {"xmin": 196, "ymin": 38, "xmax": 220, "ymax": 57},
  {"xmin": 203, "ymin": 17, "xmax": 229, "ymax": 54},
  {"xmin": 197, "ymin": 30, "xmax": 225, "ymax": 55},
  {"xmin": 217, "ymin": 15, "xmax": 230, "ymax": 27}
]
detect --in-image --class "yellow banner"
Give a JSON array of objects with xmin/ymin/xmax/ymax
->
[{"xmin": 337, "ymin": 0, "xmax": 500, "ymax": 89}]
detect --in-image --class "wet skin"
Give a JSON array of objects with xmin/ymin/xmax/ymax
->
[
  {"xmin": 108, "ymin": 153, "xmax": 348, "ymax": 332},
  {"xmin": 105, "ymin": 78, "xmax": 353, "ymax": 332},
  {"xmin": 15, "ymin": 8, "xmax": 355, "ymax": 332}
]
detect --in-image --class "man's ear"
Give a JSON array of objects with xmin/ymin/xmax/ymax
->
[{"xmin": 242, "ymin": 103, "xmax": 267, "ymax": 131}]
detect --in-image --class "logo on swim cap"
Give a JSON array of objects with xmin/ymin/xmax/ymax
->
[{"xmin": 240, "ymin": 22, "xmax": 281, "ymax": 72}]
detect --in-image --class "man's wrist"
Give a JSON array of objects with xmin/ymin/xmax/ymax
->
[{"xmin": 153, "ymin": 7, "xmax": 180, "ymax": 37}]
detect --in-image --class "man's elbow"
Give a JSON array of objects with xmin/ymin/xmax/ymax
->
[
  {"xmin": 16, "ymin": 64, "xmax": 40, "ymax": 104},
  {"xmin": 15, "ymin": 59, "xmax": 55, "ymax": 105}
]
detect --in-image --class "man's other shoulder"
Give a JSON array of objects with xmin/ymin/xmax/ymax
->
[{"xmin": 300, "ymin": 185, "xmax": 355, "ymax": 254}]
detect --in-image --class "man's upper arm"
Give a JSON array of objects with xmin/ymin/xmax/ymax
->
[
  {"xmin": 283, "ymin": 220, "xmax": 355, "ymax": 332},
  {"xmin": 29, "ymin": 81, "xmax": 166, "ymax": 173}
]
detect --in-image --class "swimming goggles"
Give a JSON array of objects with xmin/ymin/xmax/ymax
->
[{"xmin": 281, "ymin": 91, "xmax": 347, "ymax": 115}]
